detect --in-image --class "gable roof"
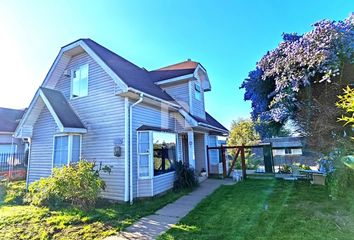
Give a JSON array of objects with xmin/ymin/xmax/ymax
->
[
  {"xmin": 40, "ymin": 88, "xmax": 85, "ymax": 129},
  {"xmin": 81, "ymin": 39, "xmax": 176, "ymax": 102},
  {"xmin": 15, "ymin": 88, "xmax": 86, "ymax": 138},
  {"xmin": 0, "ymin": 107, "xmax": 25, "ymax": 133}
]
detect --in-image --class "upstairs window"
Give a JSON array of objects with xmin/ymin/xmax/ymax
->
[
  {"xmin": 194, "ymin": 82, "xmax": 201, "ymax": 101},
  {"xmin": 71, "ymin": 64, "xmax": 88, "ymax": 98},
  {"xmin": 53, "ymin": 135, "xmax": 81, "ymax": 168}
]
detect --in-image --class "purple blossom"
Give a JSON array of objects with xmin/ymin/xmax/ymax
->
[{"xmin": 241, "ymin": 15, "xmax": 354, "ymax": 138}]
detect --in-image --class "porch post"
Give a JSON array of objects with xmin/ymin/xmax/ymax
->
[
  {"xmin": 187, "ymin": 131, "xmax": 195, "ymax": 170},
  {"xmin": 204, "ymin": 133, "xmax": 209, "ymax": 176}
]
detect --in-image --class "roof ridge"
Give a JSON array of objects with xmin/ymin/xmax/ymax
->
[{"xmin": 153, "ymin": 60, "xmax": 199, "ymax": 71}]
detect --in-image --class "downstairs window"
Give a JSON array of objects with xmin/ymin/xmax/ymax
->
[
  {"xmin": 137, "ymin": 131, "xmax": 176, "ymax": 178},
  {"xmin": 53, "ymin": 135, "xmax": 81, "ymax": 168}
]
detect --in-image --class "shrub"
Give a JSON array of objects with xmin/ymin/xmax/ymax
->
[
  {"xmin": 278, "ymin": 164, "xmax": 291, "ymax": 174},
  {"xmin": 173, "ymin": 161, "xmax": 198, "ymax": 191},
  {"xmin": 328, "ymin": 155, "xmax": 354, "ymax": 199},
  {"xmin": 1, "ymin": 180, "xmax": 26, "ymax": 205},
  {"xmin": 25, "ymin": 160, "xmax": 111, "ymax": 210},
  {"xmin": 298, "ymin": 164, "xmax": 311, "ymax": 170}
]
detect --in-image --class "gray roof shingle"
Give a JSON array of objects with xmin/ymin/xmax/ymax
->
[
  {"xmin": 82, "ymin": 39, "xmax": 176, "ymax": 102},
  {"xmin": 40, "ymin": 87, "xmax": 85, "ymax": 129},
  {"xmin": 0, "ymin": 107, "xmax": 25, "ymax": 132},
  {"xmin": 191, "ymin": 112, "xmax": 229, "ymax": 133}
]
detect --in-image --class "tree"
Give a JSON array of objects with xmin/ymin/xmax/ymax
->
[
  {"xmin": 241, "ymin": 14, "xmax": 354, "ymax": 152},
  {"xmin": 337, "ymin": 86, "xmax": 354, "ymax": 128},
  {"xmin": 227, "ymin": 119, "xmax": 260, "ymax": 148}
]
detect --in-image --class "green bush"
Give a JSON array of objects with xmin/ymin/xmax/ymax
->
[
  {"xmin": 298, "ymin": 164, "xmax": 311, "ymax": 170},
  {"xmin": 25, "ymin": 160, "xmax": 111, "ymax": 210},
  {"xmin": 1, "ymin": 180, "xmax": 26, "ymax": 205},
  {"xmin": 328, "ymin": 155, "xmax": 354, "ymax": 198},
  {"xmin": 278, "ymin": 164, "xmax": 291, "ymax": 174},
  {"xmin": 173, "ymin": 161, "xmax": 198, "ymax": 191}
]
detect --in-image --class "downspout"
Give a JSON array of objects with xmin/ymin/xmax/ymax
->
[{"xmin": 129, "ymin": 94, "xmax": 144, "ymax": 204}]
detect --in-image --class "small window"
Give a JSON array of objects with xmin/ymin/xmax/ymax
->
[
  {"xmin": 285, "ymin": 148, "xmax": 292, "ymax": 155},
  {"xmin": 138, "ymin": 132, "xmax": 151, "ymax": 178},
  {"xmin": 53, "ymin": 135, "xmax": 81, "ymax": 168},
  {"xmin": 194, "ymin": 82, "xmax": 201, "ymax": 100},
  {"xmin": 71, "ymin": 64, "xmax": 88, "ymax": 98}
]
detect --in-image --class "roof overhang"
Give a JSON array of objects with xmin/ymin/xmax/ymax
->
[
  {"xmin": 154, "ymin": 64, "xmax": 211, "ymax": 92},
  {"xmin": 118, "ymin": 87, "xmax": 181, "ymax": 111},
  {"xmin": 14, "ymin": 88, "xmax": 87, "ymax": 138},
  {"xmin": 154, "ymin": 73, "xmax": 194, "ymax": 86},
  {"xmin": 196, "ymin": 122, "xmax": 229, "ymax": 136},
  {"xmin": 178, "ymin": 109, "xmax": 228, "ymax": 136}
]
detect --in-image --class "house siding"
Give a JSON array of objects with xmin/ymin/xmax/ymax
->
[
  {"xmin": 28, "ymin": 106, "xmax": 56, "ymax": 184},
  {"xmin": 153, "ymin": 171, "xmax": 175, "ymax": 195},
  {"xmin": 132, "ymin": 102, "xmax": 177, "ymax": 198},
  {"xmin": 27, "ymin": 52, "xmax": 127, "ymax": 200},
  {"xmin": 190, "ymin": 80, "xmax": 206, "ymax": 119},
  {"xmin": 162, "ymin": 82, "xmax": 190, "ymax": 112}
]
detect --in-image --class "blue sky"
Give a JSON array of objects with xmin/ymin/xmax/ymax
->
[{"xmin": 0, "ymin": 1, "xmax": 352, "ymax": 129}]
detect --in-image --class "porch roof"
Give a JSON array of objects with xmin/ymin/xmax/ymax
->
[
  {"xmin": 192, "ymin": 112, "xmax": 229, "ymax": 135},
  {"xmin": 40, "ymin": 88, "xmax": 85, "ymax": 129},
  {"xmin": 137, "ymin": 125, "xmax": 175, "ymax": 133}
]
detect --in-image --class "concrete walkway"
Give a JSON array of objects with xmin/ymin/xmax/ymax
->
[{"xmin": 106, "ymin": 179, "xmax": 235, "ymax": 240}]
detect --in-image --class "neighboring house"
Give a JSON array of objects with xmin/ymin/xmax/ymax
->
[
  {"xmin": 264, "ymin": 137, "xmax": 303, "ymax": 157},
  {"xmin": 0, "ymin": 107, "xmax": 26, "ymax": 155},
  {"xmin": 15, "ymin": 39, "xmax": 228, "ymax": 202},
  {"xmin": 261, "ymin": 137, "xmax": 318, "ymax": 167}
]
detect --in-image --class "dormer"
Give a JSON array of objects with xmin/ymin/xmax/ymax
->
[{"xmin": 150, "ymin": 60, "xmax": 210, "ymax": 119}]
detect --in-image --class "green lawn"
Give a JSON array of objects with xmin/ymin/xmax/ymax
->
[
  {"xmin": 0, "ymin": 181, "xmax": 188, "ymax": 240},
  {"xmin": 160, "ymin": 179, "xmax": 354, "ymax": 240}
]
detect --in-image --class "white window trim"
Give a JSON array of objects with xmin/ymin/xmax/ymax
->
[
  {"xmin": 137, "ymin": 131, "xmax": 153, "ymax": 179},
  {"xmin": 285, "ymin": 148, "xmax": 292, "ymax": 155},
  {"xmin": 70, "ymin": 64, "xmax": 89, "ymax": 99},
  {"xmin": 51, "ymin": 134, "xmax": 82, "ymax": 170},
  {"xmin": 137, "ymin": 130, "xmax": 178, "ymax": 180}
]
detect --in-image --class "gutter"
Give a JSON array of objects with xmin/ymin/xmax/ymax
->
[
  {"xmin": 197, "ymin": 122, "xmax": 229, "ymax": 135},
  {"xmin": 129, "ymin": 93, "xmax": 144, "ymax": 204},
  {"xmin": 127, "ymin": 87, "xmax": 180, "ymax": 109}
]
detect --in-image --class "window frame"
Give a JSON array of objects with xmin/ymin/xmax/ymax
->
[
  {"xmin": 70, "ymin": 64, "xmax": 89, "ymax": 99},
  {"xmin": 52, "ymin": 134, "xmax": 82, "ymax": 170},
  {"xmin": 285, "ymin": 148, "xmax": 292, "ymax": 155},
  {"xmin": 137, "ymin": 131, "xmax": 153, "ymax": 179},
  {"xmin": 194, "ymin": 82, "xmax": 202, "ymax": 101},
  {"xmin": 137, "ymin": 130, "xmax": 177, "ymax": 179}
]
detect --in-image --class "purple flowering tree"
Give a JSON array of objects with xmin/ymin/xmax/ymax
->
[{"xmin": 241, "ymin": 14, "xmax": 354, "ymax": 151}]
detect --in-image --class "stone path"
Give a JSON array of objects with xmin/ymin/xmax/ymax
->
[{"xmin": 106, "ymin": 178, "xmax": 235, "ymax": 240}]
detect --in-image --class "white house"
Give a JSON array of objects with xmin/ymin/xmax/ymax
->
[{"xmin": 15, "ymin": 39, "xmax": 228, "ymax": 203}]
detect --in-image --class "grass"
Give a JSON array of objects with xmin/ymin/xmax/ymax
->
[
  {"xmin": 0, "ymin": 181, "xmax": 189, "ymax": 240},
  {"xmin": 159, "ymin": 179, "xmax": 354, "ymax": 240}
]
